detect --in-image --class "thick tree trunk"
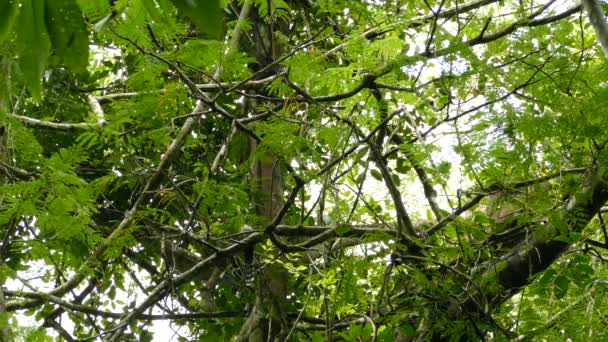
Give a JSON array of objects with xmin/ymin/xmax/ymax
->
[
  {"xmin": 237, "ymin": 6, "xmax": 290, "ymax": 342},
  {"xmin": 237, "ymin": 146, "xmax": 288, "ymax": 342}
]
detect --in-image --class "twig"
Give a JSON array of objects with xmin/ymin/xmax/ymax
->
[{"xmin": 0, "ymin": 160, "xmax": 32, "ymax": 179}]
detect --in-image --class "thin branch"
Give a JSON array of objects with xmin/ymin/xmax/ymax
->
[
  {"xmin": 317, "ymin": 108, "xmax": 404, "ymax": 177},
  {"xmin": 423, "ymin": 0, "xmax": 446, "ymax": 55},
  {"xmin": 42, "ymin": 280, "xmax": 97, "ymax": 331},
  {"xmin": 425, "ymin": 167, "xmax": 587, "ymax": 237},
  {"xmin": 309, "ymin": 74, "xmax": 377, "ymax": 102},
  {"xmin": 323, "ymin": 0, "xmax": 502, "ymax": 57},
  {"xmin": 10, "ymin": 113, "xmax": 96, "ymax": 131},
  {"xmin": 45, "ymin": 320, "xmax": 75, "ymax": 341},
  {"xmin": 0, "ymin": 160, "xmax": 32, "ymax": 179},
  {"xmin": 4, "ymin": 288, "xmax": 246, "ymax": 320},
  {"xmin": 467, "ymin": 0, "xmax": 559, "ymax": 45},
  {"xmin": 95, "ymin": 73, "xmax": 283, "ymax": 103},
  {"xmin": 97, "ymin": 231, "xmax": 263, "ymax": 338}
]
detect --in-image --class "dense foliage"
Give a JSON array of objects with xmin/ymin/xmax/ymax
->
[{"xmin": 1, "ymin": 0, "xmax": 608, "ymax": 341}]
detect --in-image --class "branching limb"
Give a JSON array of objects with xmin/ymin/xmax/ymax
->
[
  {"xmin": 101, "ymin": 231, "xmax": 263, "ymax": 340},
  {"xmin": 87, "ymin": 95, "xmax": 107, "ymax": 126},
  {"xmin": 0, "ymin": 159, "xmax": 31, "ymax": 179},
  {"xmin": 368, "ymin": 88, "xmax": 417, "ymax": 243},
  {"xmin": 468, "ymin": 0, "xmax": 559, "ymax": 44}
]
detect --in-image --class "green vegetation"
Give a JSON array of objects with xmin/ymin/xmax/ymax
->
[{"xmin": 1, "ymin": 0, "xmax": 608, "ymax": 340}]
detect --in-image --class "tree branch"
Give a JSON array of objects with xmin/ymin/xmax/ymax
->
[
  {"xmin": 10, "ymin": 113, "xmax": 96, "ymax": 131},
  {"xmin": 95, "ymin": 73, "xmax": 283, "ymax": 103},
  {"xmin": 477, "ymin": 164, "xmax": 608, "ymax": 307}
]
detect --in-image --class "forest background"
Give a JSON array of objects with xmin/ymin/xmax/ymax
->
[{"xmin": 2, "ymin": 0, "xmax": 608, "ymax": 341}]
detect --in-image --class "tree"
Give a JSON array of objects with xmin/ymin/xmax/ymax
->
[{"xmin": 1, "ymin": 0, "xmax": 608, "ymax": 340}]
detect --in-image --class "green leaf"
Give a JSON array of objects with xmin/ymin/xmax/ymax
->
[
  {"xmin": 92, "ymin": 12, "xmax": 113, "ymax": 32},
  {"xmin": 395, "ymin": 158, "xmax": 411, "ymax": 173},
  {"xmin": 142, "ymin": 0, "xmax": 165, "ymax": 23},
  {"xmin": 0, "ymin": 0, "xmax": 19, "ymax": 44},
  {"xmin": 553, "ymin": 275, "xmax": 569, "ymax": 299},
  {"xmin": 17, "ymin": 0, "xmax": 51, "ymax": 101},
  {"xmin": 45, "ymin": 0, "xmax": 89, "ymax": 72},
  {"xmin": 537, "ymin": 269, "xmax": 556, "ymax": 287},
  {"xmin": 399, "ymin": 323, "xmax": 416, "ymax": 337},
  {"xmin": 92, "ymin": 0, "xmax": 127, "ymax": 32},
  {"xmin": 473, "ymin": 211, "xmax": 491, "ymax": 225},
  {"xmin": 392, "ymin": 173, "xmax": 401, "ymax": 186},
  {"xmin": 336, "ymin": 223, "xmax": 351, "ymax": 236},
  {"xmin": 24, "ymin": 329, "xmax": 53, "ymax": 342},
  {"xmin": 370, "ymin": 169, "xmax": 382, "ymax": 181},
  {"xmin": 169, "ymin": 0, "xmax": 223, "ymax": 39}
]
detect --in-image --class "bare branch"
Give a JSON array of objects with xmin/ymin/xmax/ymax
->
[
  {"xmin": 95, "ymin": 73, "xmax": 283, "ymax": 103},
  {"xmin": 87, "ymin": 95, "xmax": 107, "ymax": 126},
  {"xmin": 10, "ymin": 113, "xmax": 95, "ymax": 131}
]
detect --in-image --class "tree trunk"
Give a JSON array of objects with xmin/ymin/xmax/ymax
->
[{"xmin": 237, "ymin": 6, "xmax": 290, "ymax": 342}]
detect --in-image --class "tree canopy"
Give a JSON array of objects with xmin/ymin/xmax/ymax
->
[{"xmin": 1, "ymin": 0, "xmax": 608, "ymax": 341}]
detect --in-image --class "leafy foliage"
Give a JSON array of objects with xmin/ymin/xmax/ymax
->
[{"xmin": 1, "ymin": 0, "xmax": 608, "ymax": 341}]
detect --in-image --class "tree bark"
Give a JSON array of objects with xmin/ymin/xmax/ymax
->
[
  {"xmin": 582, "ymin": 0, "xmax": 608, "ymax": 60},
  {"xmin": 236, "ymin": 5, "xmax": 290, "ymax": 342},
  {"xmin": 434, "ymin": 163, "xmax": 608, "ymax": 340}
]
